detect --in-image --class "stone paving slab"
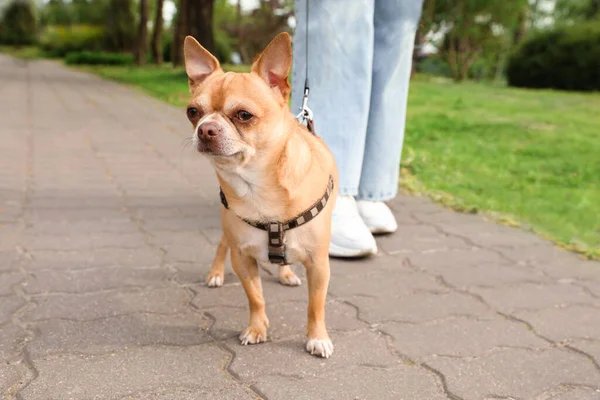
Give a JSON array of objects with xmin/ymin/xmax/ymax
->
[{"xmin": 1, "ymin": 54, "xmax": 600, "ymax": 399}]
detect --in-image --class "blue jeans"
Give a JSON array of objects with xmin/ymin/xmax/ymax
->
[{"xmin": 291, "ymin": 0, "xmax": 423, "ymax": 201}]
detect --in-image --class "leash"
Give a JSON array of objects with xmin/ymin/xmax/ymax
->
[{"xmin": 296, "ymin": 0, "xmax": 315, "ymax": 134}]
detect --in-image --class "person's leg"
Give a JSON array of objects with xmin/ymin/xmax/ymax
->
[
  {"xmin": 357, "ymin": 0, "xmax": 423, "ymax": 202},
  {"xmin": 292, "ymin": 0, "xmax": 379, "ymax": 257},
  {"xmin": 291, "ymin": 0, "xmax": 374, "ymax": 197}
]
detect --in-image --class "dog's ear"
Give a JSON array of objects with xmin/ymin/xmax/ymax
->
[
  {"xmin": 251, "ymin": 32, "xmax": 292, "ymax": 101},
  {"xmin": 184, "ymin": 36, "xmax": 221, "ymax": 90}
]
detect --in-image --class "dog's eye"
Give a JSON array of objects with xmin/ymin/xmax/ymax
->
[
  {"xmin": 187, "ymin": 107, "xmax": 199, "ymax": 120},
  {"xmin": 236, "ymin": 110, "xmax": 253, "ymax": 122}
]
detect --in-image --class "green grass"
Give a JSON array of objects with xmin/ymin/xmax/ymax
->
[
  {"xmin": 404, "ymin": 75, "xmax": 600, "ymax": 258},
  {"xmin": 0, "ymin": 45, "xmax": 48, "ymax": 60},
  {"xmin": 77, "ymin": 63, "xmax": 249, "ymax": 107},
  {"xmin": 73, "ymin": 64, "xmax": 600, "ymax": 259}
]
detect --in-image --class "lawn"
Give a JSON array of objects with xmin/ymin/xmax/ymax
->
[
  {"xmin": 0, "ymin": 45, "xmax": 48, "ymax": 60},
  {"xmin": 69, "ymin": 64, "xmax": 600, "ymax": 259},
  {"xmin": 76, "ymin": 64, "xmax": 249, "ymax": 107},
  {"xmin": 403, "ymin": 76, "xmax": 599, "ymax": 258}
]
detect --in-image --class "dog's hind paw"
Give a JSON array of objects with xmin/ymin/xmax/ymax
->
[
  {"xmin": 239, "ymin": 326, "xmax": 267, "ymax": 345},
  {"xmin": 205, "ymin": 273, "xmax": 224, "ymax": 288},
  {"xmin": 279, "ymin": 272, "xmax": 301, "ymax": 286},
  {"xmin": 279, "ymin": 265, "xmax": 301, "ymax": 286},
  {"xmin": 306, "ymin": 338, "xmax": 334, "ymax": 358}
]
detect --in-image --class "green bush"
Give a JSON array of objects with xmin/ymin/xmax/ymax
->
[
  {"xmin": 39, "ymin": 25, "xmax": 104, "ymax": 57},
  {"xmin": 65, "ymin": 50, "xmax": 133, "ymax": 65},
  {"xmin": 507, "ymin": 23, "xmax": 600, "ymax": 91},
  {"xmin": 0, "ymin": 1, "xmax": 37, "ymax": 45}
]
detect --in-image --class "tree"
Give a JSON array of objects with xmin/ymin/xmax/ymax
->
[
  {"xmin": 212, "ymin": 0, "xmax": 237, "ymax": 62},
  {"xmin": 105, "ymin": 0, "xmax": 136, "ymax": 51},
  {"xmin": 172, "ymin": 0, "xmax": 215, "ymax": 66},
  {"xmin": 151, "ymin": 0, "xmax": 165, "ymax": 64},
  {"xmin": 172, "ymin": 0, "xmax": 188, "ymax": 66},
  {"xmin": 71, "ymin": 0, "xmax": 108, "ymax": 25},
  {"xmin": 41, "ymin": 0, "xmax": 71, "ymax": 26},
  {"xmin": 422, "ymin": 0, "xmax": 526, "ymax": 81},
  {"xmin": 135, "ymin": 0, "xmax": 149, "ymax": 64},
  {"xmin": 188, "ymin": 0, "xmax": 215, "ymax": 53},
  {"xmin": 40, "ymin": 0, "xmax": 109, "ymax": 27},
  {"xmin": 0, "ymin": 0, "xmax": 37, "ymax": 45},
  {"xmin": 221, "ymin": 0, "xmax": 292, "ymax": 64},
  {"xmin": 512, "ymin": 3, "xmax": 529, "ymax": 45},
  {"xmin": 555, "ymin": 0, "xmax": 600, "ymax": 23},
  {"xmin": 414, "ymin": 0, "xmax": 438, "ymax": 76}
]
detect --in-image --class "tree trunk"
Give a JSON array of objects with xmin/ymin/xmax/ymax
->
[
  {"xmin": 512, "ymin": 4, "xmax": 529, "ymax": 45},
  {"xmin": 172, "ymin": 0, "xmax": 189, "ymax": 66},
  {"xmin": 446, "ymin": 36, "xmax": 460, "ymax": 81},
  {"xmin": 151, "ymin": 0, "xmax": 164, "ymax": 64},
  {"xmin": 135, "ymin": 0, "xmax": 148, "ymax": 65},
  {"xmin": 411, "ymin": 26, "xmax": 424, "ymax": 78},
  {"xmin": 188, "ymin": 0, "xmax": 216, "ymax": 54},
  {"xmin": 172, "ymin": 0, "xmax": 214, "ymax": 66}
]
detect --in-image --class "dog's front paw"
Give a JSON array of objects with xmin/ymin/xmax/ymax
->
[
  {"xmin": 205, "ymin": 272, "xmax": 224, "ymax": 288},
  {"xmin": 239, "ymin": 325, "xmax": 267, "ymax": 345},
  {"xmin": 279, "ymin": 266, "xmax": 301, "ymax": 286},
  {"xmin": 306, "ymin": 338, "xmax": 334, "ymax": 358}
]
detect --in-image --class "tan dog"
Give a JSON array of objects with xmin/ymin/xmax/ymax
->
[{"xmin": 183, "ymin": 33, "xmax": 338, "ymax": 358}]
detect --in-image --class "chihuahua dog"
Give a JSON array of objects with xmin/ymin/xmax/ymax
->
[{"xmin": 183, "ymin": 33, "xmax": 338, "ymax": 358}]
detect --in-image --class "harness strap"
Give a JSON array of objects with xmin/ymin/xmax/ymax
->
[
  {"xmin": 268, "ymin": 222, "xmax": 286, "ymax": 264},
  {"xmin": 219, "ymin": 175, "xmax": 334, "ymax": 264}
]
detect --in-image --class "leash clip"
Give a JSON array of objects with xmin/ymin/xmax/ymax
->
[{"xmin": 296, "ymin": 86, "xmax": 313, "ymax": 124}]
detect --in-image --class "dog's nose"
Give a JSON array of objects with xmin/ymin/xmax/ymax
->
[{"xmin": 198, "ymin": 121, "xmax": 221, "ymax": 139}]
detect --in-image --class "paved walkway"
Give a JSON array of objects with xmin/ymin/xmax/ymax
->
[{"xmin": 1, "ymin": 55, "xmax": 600, "ymax": 400}]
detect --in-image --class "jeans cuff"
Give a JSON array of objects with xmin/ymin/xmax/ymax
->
[
  {"xmin": 338, "ymin": 187, "xmax": 359, "ymax": 197},
  {"xmin": 356, "ymin": 190, "xmax": 397, "ymax": 202}
]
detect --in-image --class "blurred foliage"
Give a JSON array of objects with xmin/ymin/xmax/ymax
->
[
  {"xmin": 65, "ymin": 50, "xmax": 134, "ymax": 65},
  {"xmin": 216, "ymin": 0, "xmax": 292, "ymax": 64},
  {"xmin": 39, "ymin": 0, "xmax": 135, "ymax": 53},
  {"xmin": 0, "ymin": 45, "xmax": 47, "ymax": 59},
  {"xmin": 554, "ymin": 0, "xmax": 600, "ymax": 23},
  {"xmin": 212, "ymin": 0, "xmax": 235, "ymax": 62},
  {"xmin": 39, "ymin": 24, "xmax": 104, "ymax": 57},
  {"xmin": 162, "ymin": 27, "xmax": 173, "ymax": 62},
  {"xmin": 104, "ymin": 0, "xmax": 136, "ymax": 52},
  {"xmin": 41, "ymin": 0, "xmax": 108, "ymax": 26},
  {"xmin": 1, "ymin": 0, "xmax": 597, "ymax": 92},
  {"xmin": 507, "ymin": 22, "xmax": 600, "ymax": 91},
  {"xmin": 0, "ymin": 0, "xmax": 37, "ymax": 45},
  {"xmin": 421, "ymin": 0, "xmax": 527, "ymax": 82}
]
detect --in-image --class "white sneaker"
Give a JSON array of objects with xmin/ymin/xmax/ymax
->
[
  {"xmin": 356, "ymin": 200, "xmax": 398, "ymax": 234},
  {"xmin": 329, "ymin": 196, "xmax": 378, "ymax": 258}
]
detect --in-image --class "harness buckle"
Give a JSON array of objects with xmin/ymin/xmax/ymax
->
[{"xmin": 268, "ymin": 251, "xmax": 287, "ymax": 265}]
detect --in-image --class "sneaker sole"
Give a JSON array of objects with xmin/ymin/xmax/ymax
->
[
  {"xmin": 370, "ymin": 226, "xmax": 397, "ymax": 235},
  {"xmin": 329, "ymin": 242, "xmax": 377, "ymax": 259}
]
